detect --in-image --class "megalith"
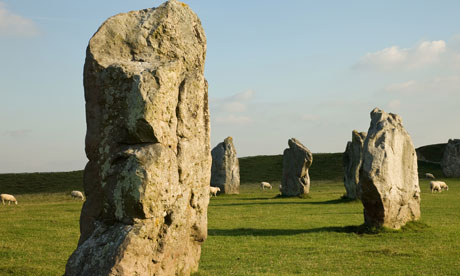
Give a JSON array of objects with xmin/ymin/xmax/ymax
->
[
  {"xmin": 210, "ymin": 137, "xmax": 240, "ymax": 194},
  {"xmin": 441, "ymin": 139, "xmax": 460, "ymax": 177},
  {"xmin": 281, "ymin": 138, "xmax": 313, "ymax": 196},
  {"xmin": 65, "ymin": 1, "xmax": 211, "ymax": 275},
  {"xmin": 360, "ymin": 108, "xmax": 420, "ymax": 229},
  {"xmin": 343, "ymin": 130, "xmax": 366, "ymax": 200}
]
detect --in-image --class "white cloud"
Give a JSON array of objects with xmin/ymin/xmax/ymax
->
[
  {"xmin": 301, "ymin": 114, "xmax": 319, "ymax": 121},
  {"xmin": 387, "ymin": 99, "xmax": 401, "ymax": 109},
  {"xmin": 0, "ymin": 2, "xmax": 39, "ymax": 37},
  {"xmin": 231, "ymin": 89, "xmax": 255, "ymax": 101},
  {"xmin": 2, "ymin": 129, "xmax": 31, "ymax": 138},
  {"xmin": 385, "ymin": 76, "xmax": 460, "ymax": 95},
  {"xmin": 355, "ymin": 40, "xmax": 447, "ymax": 71},
  {"xmin": 214, "ymin": 115, "xmax": 252, "ymax": 125},
  {"xmin": 222, "ymin": 101, "xmax": 247, "ymax": 113},
  {"xmin": 210, "ymin": 89, "xmax": 255, "ymax": 125},
  {"xmin": 211, "ymin": 89, "xmax": 255, "ymax": 113},
  {"xmin": 385, "ymin": 80, "xmax": 417, "ymax": 93}
]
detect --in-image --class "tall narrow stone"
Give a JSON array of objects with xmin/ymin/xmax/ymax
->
[
  {"xmin": 281, "ymin": 138, "xmax": 313, "ymax": 196},
  {"xmin": 65, "ymin": 1, "xmax": 211, "ymax": 275},
  {"xmin": 343, "ymin": 130, "xmax": 366, "ymax": 200},
  {"xmin": 211, "ymin": 137, "xmax": 240, "ymax": 194},
  {"xmin": 360, "ymin": 108, "xmax": 420, "ymax": 229},
  {"xmin": 441, "ymin": 139, "xmax": 460, "ymax": 177}
]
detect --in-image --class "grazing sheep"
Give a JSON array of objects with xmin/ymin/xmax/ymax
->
[
  {"xmin": 425, "ymin": 173, "xmax": 435, "ymax": 179},
  {"xmin": 71, "ymin": 190, "xmax": 85, "ymax": 200},
  {"xmin": 439, "ymin": 181, "xmax": 449, "ymax": 191},
  {"xmin": 430, "ymin": 181, "xmax": 442, "ymax": 193},
  {"xmin": 260, "ymin": 182, "xmax": 272, "ymax": 190},
  {"xmin": 209, "ymin": 187, "xmax": 220, "ymax": 197},
  {"xmin": 1, "ymin": 194, "xmax": 18, "ymax": 205}
]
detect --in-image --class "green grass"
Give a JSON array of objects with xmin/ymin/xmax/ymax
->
[
  {"xmin": 0, "ymin": 194, "xmax": 81, "ymax": 275},
  {"xmin": 0, "ymin": 151, "xmax": 459, "ymax": 275},
  {"xmin": 196, "ymin": 179, "xmax": 460, "ymax": 276}
]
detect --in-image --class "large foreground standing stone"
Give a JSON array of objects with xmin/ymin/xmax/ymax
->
[
  {"xmin": 281, "ymin": 138, "xmax": 313, "ymax": 196},
  {"xmin": 360, "ymin": 108, "xmax": 420, "ymax": 229},
  {"xmin": 211, "ymin": 137, "xmax": 240, "ymax": 194},
  {"xmin": 343, "ymin": 130, "xmax": 366, "ymax": 200},
  {"xmin": 65, "ymin": 1, "xmax": 211, "ymax": 275},
  {"xmin": 441, "ymin": 139, "xmax": 460, "ymax": 177}
]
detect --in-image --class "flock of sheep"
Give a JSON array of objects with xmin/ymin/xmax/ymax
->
[
  {"xmin": 208, "ymin": 173, "xmax": 450, "ymax": 197},
  {"xmin": 0, "ymin": 190, "xmax": 85, "ymax": 206},
  {"xmin": 0, "ymin": 174, "xmax": 450, "ymax": 205},
  {"xmin": 425, "ymin": 173, "xmax": 449, "ymax": 193}
]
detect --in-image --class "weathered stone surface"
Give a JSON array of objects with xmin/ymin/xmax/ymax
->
[
  {"xmin": 65, "ymin": 1, "xmax": 211, "ymax": 275},
  {"xmin": 343, "ymin": 130, "xmax": 366, "ymax": 200},
  {"xmin": 441, "ymin": 139, "xmax": 460, "ymax": 177},
  {"xmin": 210, "ymin": 137, "xmax": 240, "ymax": 194},
  {"xmin": 360, "ymin": 108, "xmax": 420, "ymax": 229},
  {"xmin": 281, "ymin": 138, "xmax": 313, "ymax": 196}
]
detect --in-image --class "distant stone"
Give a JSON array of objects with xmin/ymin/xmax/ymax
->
[
  {"xmin": 65, "ymin": 1, "xmax": 211, "ymax": 275},
  {"xmin": 360, "ymin": 108, "xmax": 420, "ymax": 229},
  {"xmin": 281, "ymin": 138, "xmax": 313, "ymax": 196},
  {"xmin": 343, "ymin": 130, "xmax": 366, "ymax": 200},
  {"xmin": 441, "ymin": 139, "xmax": 460, "ymax": 177},
  {"xmin": 211, "ymin": 137, "xmax": 240, "ymax": 194}
]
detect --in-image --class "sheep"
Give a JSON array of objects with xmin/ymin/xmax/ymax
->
[
  {"xmin": 425, "ymin": 173, "xmax": 435, "ymax": 179},
  {"xmin": 1, "ymin": 194, "xmax": 18, "ymax": 205},
  {"xmin": 430, "ymin": 181, "xmax": 449, "ymax": 193},
  {"xmin": 260, "ymin": 182, "xmax": 272, "ymax": 190},
  {"xmin": 71, "ymin": 190, "xmax": 85, "ymax": 200},
  {"xmin": 209, "ymin": 187, "xmax": 220, "ymax": 197},
  {"xmin": 430, "ymin": 181, "xmax": 443, "ymax": 193},
  {"xmin": 439, "ymin": 181, "xmax": 449, "ymax": 191}
]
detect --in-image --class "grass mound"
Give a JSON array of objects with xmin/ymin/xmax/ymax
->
[
  {"xmin": 0, "ymin": 171, "xmax": 83, "ymax": 195},
  {"xmin": 416, "ymin": 143, "xmax": 446, "ymax": 163},
  {"xmin": 239, "ymin": 152, "xmax": 343, "ymax": 183}
]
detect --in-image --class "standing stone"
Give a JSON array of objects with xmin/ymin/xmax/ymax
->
[
  {"xmin": 343, "ymin": 130, "xmax": 366, "ymax": 200},
  {"xmin": 210, "ymin": 137, "xmax": 240, "ymax": 194},
  {"xmin": 281, "ymin": 138, "xmax": 313, "ymax": 196},
  {"xmin": 65, "ymin": 1, "xmax": 211, "ymax": 275},
  {"xmin": 441, "ymin": 139, "xmax": 460, "ymax": 177},
  {"xmin": 360, "ymin": 108, "xmax": 420, "ymax": 229}
]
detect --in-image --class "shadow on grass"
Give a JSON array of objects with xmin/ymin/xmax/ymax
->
[
  {"xmin": 208, "ymin": 226, "xmax": 362, "ymax": 236},
  {"xmin": 209, "ymin": 221, "xmax": 429, "ymax": 236},
  {"xmin": 212, "ymin": 197, "xmax": 359, "ymax": 207}
]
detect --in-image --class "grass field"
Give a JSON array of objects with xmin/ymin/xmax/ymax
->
[{"xmin": 0, "ymin": 151, "xmax": 458, "ymax": 275}]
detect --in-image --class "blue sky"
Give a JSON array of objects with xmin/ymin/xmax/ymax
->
[{"xmin": 1, "ymin": 0, "xmax": 459, "ymax": 173}]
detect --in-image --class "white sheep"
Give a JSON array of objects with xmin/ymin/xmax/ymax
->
[
  {"xmin": 1, "ymin": 194, "xmax": 18, "ymax": 205},
  {"xmin": 260, "ymin": 182, "xmax": 272, "ymax": 190},
  {"xmin": 209, "ymin": 187, "xmax": 220, "ymax": 197},
  {"xmin": 430, "ymin": 181, "xmax": 442, "ymax": 193},
  {"xmin": 71, "ymin": 190, "xmax": 85, "ymax": 200},
  {"xmin": 439, "ymin": 181, "xmax": 449, "ymax": 191},
  {"xmin": 425, "ymin": 173, "xmax": 435, "ymax": 179}
]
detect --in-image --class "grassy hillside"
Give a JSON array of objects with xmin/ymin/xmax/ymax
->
[
  {"xmin": 240, "ymin": 152, "xmax": 445, "ymax": 184},
  {"xmin": 239, "ymin": 153, "xmax": 343, "ymax": 183},
  {"xmin": 0, "ymin": 149, "xmax": 448, "ymax": 196},
  {"xmin": 0, "ymin": 171, "xmax": 83, "ymax": 195}
]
